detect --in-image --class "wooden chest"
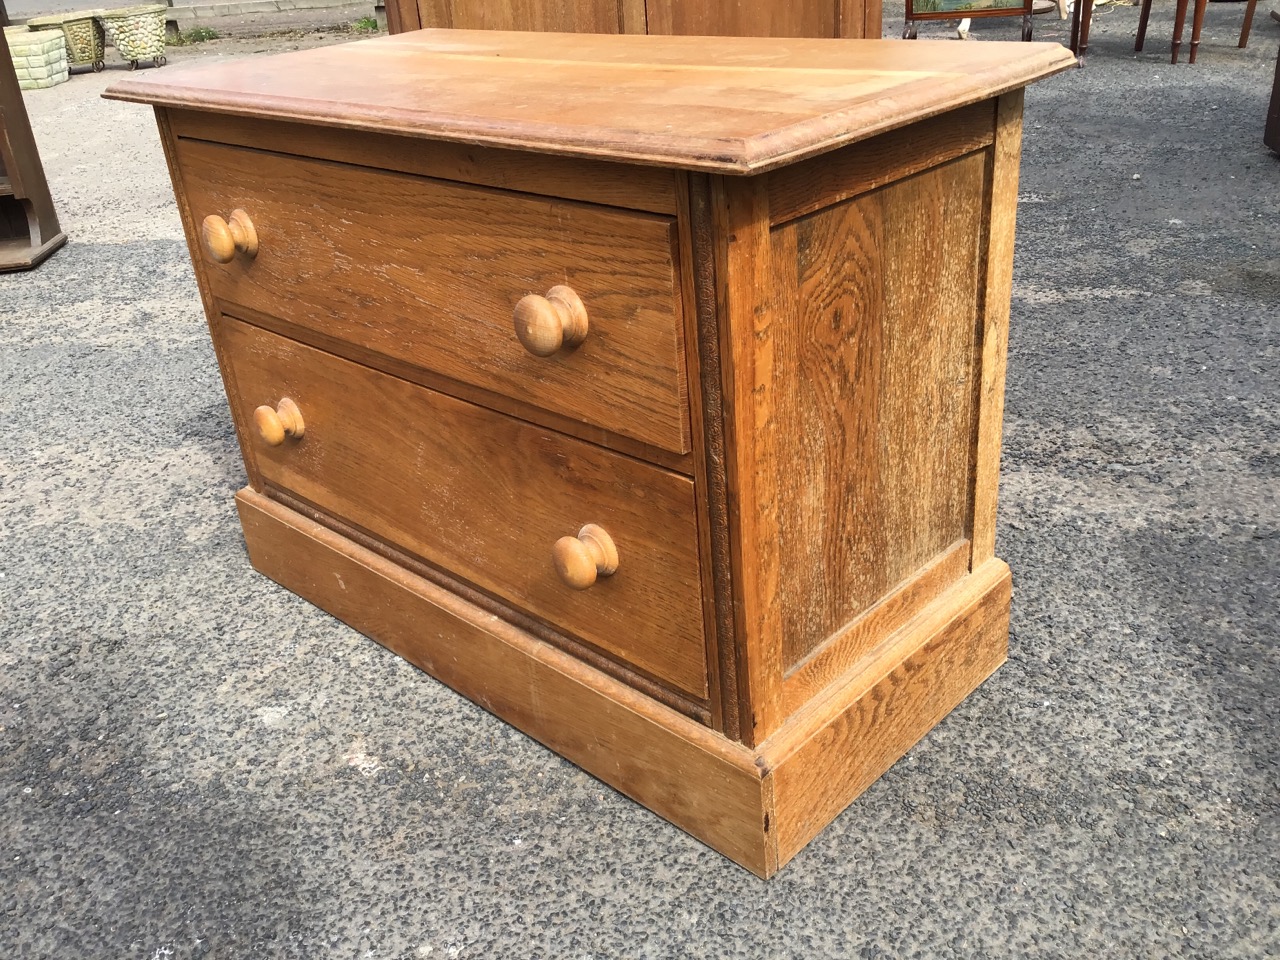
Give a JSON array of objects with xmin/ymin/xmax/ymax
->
[{"xmin": 105, "ymin": 31, "xmax": 1074, "ymax": 877}]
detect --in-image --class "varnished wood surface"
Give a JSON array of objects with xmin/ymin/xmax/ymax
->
[
  {"xmin": 781, "ymin": 538, "xmax": 971, "ymax": 713},
  {"xmin": 168, "ymin": 110, "xmax": 680, "ymax": 215},
  {"xmin": 765, "ymin": 101, "xmax": 995, "ymax": 225},
  {"xmin": 406, "ymin": 0, "xmax": 880, "ymax": 40},
  {"xmin": 215, "ymin": 299, "xmax": 695, "ymax": 476},
  {"xmin": 416, "ymin": 0, "xmax": 647, "ymax": 33},
  {"xmin": 268, "ymin": 487, "xmax": 711, "ymax": 722},
  {"xmin": 712, "ymin": 174, "xmax": 785, "ymax": 747},
  {"xmin": 220, "ymin": 317, "xmax": 709, "ymax": 699},
  {"xmin": 237, "ymin": 490, "xmax": 770, "ymax": 873},
  {"xmin": 0, "ymin": 29, "xmax": 67, "ymax": 271},
  {"xmin": 176, "ymin": 137, "xmax": 691, "ymax": 454},
  {"xmin": 764, "ymin": 559, "xmax": 1011, "ymax": 868},
  {"xmin": 971, "ymin": 91, "xmax": 1024, "ymax": 568},
  {"xmin": 678, "ymin": 172, "xmax": 741, "ymax": 740},
  {"xmin": 768, "ymin": 151, "xmax": 985, "ymax": 671},
  {"xmin": 131, "ymin": 44, "xmax": 1053, "ymax": 871},
  {"xmin": 237, "ymin": 488, "xmax": 1011, "ymax": 877},
  {"xmin": 105, "ymin": 31, "xmax": 1075, "ymax": 174}
]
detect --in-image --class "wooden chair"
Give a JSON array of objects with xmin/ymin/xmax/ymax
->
[
  {"xmin": 1073, "ymin": 0, "xmax": 1259, "ymax": 64},
  {"xmin": 1135, "ymin": 0, "xmax": 1261, "ymax": 64}
]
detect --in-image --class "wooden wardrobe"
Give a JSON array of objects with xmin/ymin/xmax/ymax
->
[{"xmin": 385, "ymin": 0, "xmax": 883, "ymax": 42}]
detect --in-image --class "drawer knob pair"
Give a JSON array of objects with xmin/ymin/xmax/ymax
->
[
  {"xmin": 513, "ymin": 285, "xmax": 588, "ymax": 357},
  {"xmin": 254, "ymin": 397, "xmax": 305, "ymax": 446},
  {"xmin": 553, "ymin": 524, "xmax": 617, "ymax": 590},
  {"xmin": 202, "ymin": 209, "xmax": 258, "ymax": 264}
]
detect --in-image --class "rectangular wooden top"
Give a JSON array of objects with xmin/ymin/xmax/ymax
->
[{"xmin": 105, "ymin": 30, "xmax": 1074, "ymax": 173}]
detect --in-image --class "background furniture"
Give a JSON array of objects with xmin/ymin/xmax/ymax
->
[
  {"xmin": 386, "ymin": 0, "xmax": 883, "ymax": 41},
  {"xmin": 1267, "ymin": 42, "xmax": 1279, "ymax": 151},
  {"xmin": 904, "ymin": 0, "xmax": 1035, "ymax": 41},
  {"xmin": 1134, "ymin": 0, "xmax": 1258, "ymax": 63},
  {"xmin": 106, "ymin": 30, "xmax": 1073, "ymax": 876},
  {"xmin": 0, "ymin": 27, "xmax": 66, "ymax": 270},
  {"xmin": 1073, "ymin": 0, "xmax": 1262, "ymax": 64}
]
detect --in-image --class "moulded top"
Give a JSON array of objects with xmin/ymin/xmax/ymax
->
[{"xmin": 104, "ymin": 29, "xmax": 1075, "ymax": 173}]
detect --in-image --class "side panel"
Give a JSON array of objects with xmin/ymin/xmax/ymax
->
[
  {"xmin": 713, "ymin": 100, "xmax": 1010, "ymax": 740},
  {"xmin": 772, "ymin": 150, "xmax": 988, "ymax": 674}
]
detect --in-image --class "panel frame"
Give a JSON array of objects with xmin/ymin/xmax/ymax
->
[{"xmin": 705, "ymin": 97, "xmax": 1009, "ymax": 743}]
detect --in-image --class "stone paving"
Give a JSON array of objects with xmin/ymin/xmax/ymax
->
[{"xmin": 1, "ymin": 6, "xmax": 1277, "ymax": 958}]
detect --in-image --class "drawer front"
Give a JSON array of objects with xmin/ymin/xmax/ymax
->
[
  {"xmin": 219, "ymin": 317, "xmax": 708, "ymax": 699},
  {"xmin": 177, "ymin": 138, "xmax": 690, "ymax": 454}
]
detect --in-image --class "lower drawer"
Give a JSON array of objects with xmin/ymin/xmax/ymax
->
[{"xmin": 217, "ymin": 316, "xmax": 708, "ymax": 700}]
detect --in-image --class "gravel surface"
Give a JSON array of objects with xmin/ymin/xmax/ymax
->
[{"xmin": 1, "ymin": 7, "xmax": 1278, "ymax": 958}]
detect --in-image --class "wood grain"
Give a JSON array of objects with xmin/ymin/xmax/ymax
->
[
  {"xmin": 217, "ymin": 300, "xmax": 694, "ymax": 476},
  {"xmin": 168, "ymin": 110, "xmax": 679, "ymax": 215},
  {"xmin": 417, "ymin": 0, "xmax": 638, "ymax": 32},
  {"xmin": 712, "ymin": 174, "xmax": 785, "ymax": 746},
  {"xmin": 766, "ymin": 101, "xmax": 996, "ymax": 226},
  {"xmin": 153, "ymin": 108, "xmax": 264, "ymax": 492},
  {"xmin": 782, "ymin": 538, "xmax": 971, "ymax": 713},
  {"xmin": 768, "ymin": 152, "xmax": 985, "ymax": 672},
  {"xmin": 237, "ymin": 489, "xmax": 770, "ymax": 874},
  {"xmin": 645, "ymin": 0, "xmax": 838, "ymax": 36},
  {"xmin": 269, "ymin": 487, "xmax": 711, "ymax": 723},
  {"xmin": 177, "ymin": 138, "xmax": 691, "ymax": 454},
  {"xmin": 400, "ymin": 0, "xmax": 877, "ymax": 39},
  {"xmin": 678, "ymin": 172, "xmax": 740, "ymax": 739},
  {"xmin": 104, "ymin": 31, "xmax": 1077, "ymax": 174},
  {"xmin": 219, "ymin": 317, "xmax": 709, "ymax": 699},
  {"xmin": 764, "ymin": 558, "xmax": 1012, "ymax": 869},
  {"xmin": 839, "ymin": 0, "xmax": 882, "ymax": 39},
  {"xmin": 971, "ymin": 91, "xmax": 1023, "ymax": 568}
]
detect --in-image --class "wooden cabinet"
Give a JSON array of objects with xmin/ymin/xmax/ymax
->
[
  {"xmin": 391, "ymin": 0, "xmax": 882, "ymax": 40},
  {"xmin": 106, "ymin": 30, "xmax": 1074, "ymax": 876},
  {"xmin": 0, "ymin": 28, "xmax": 66, "ymax": 270}
]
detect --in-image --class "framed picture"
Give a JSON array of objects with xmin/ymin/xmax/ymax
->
[{"xmin": 906, "ymin": 0, "xmax": 1032, "ymax": 18}]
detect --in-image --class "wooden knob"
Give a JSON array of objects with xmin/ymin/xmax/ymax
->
[
  {"xmin": 253, "ymin": 397, "xmax": 305, "ymax": 446},
  {"xmin": 513, "ymin": 285, "xmax": 588, "ymax": 357},
  {"xmin": 201, "ymin": 209, "xmax": 258, "ymax": 264},
  {"xmin": 552, "ymin": 524, "xmax": 618, "ymax": 590}
]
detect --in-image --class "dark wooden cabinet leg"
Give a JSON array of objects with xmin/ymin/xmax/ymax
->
[{"xmin": 0, "ymin": 29, "xmax": 67, "ymax": 271}]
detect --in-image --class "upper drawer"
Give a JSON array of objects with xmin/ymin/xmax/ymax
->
[
  {"xmin": 173, "ymin": 138, "xmax": 690, "ymax": 454},
  {"xmin": 218, "ymin": 316, "xmax": 708, "ymax": 701}
]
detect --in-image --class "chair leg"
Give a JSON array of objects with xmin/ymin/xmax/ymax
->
[
  {"xmin": 1189, "ymin": 0, "xmax": 1207, "ymax": 63},
  {"xmin": 1070, "ymin": 0, "xmax": 1082, "ymax": 57},
  {"xmin": 1239, "ymin": 0, "xmax": 1259, "ymax": 46},
  {"xmin": 1078, "ymin": 0, "xmax": 1095, "ymax": 61},
  {"xmin": 1136, "ymin": 0, "xmax": 1153, "ymax": 50},
  {"xmin": 1171, "ymin": 0, "xmax": 1190, "ymax": 62}
]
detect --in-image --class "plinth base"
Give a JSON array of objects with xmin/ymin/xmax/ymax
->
[{"xmin": 236, "ymin": 488, "xmax": 1011, "ymax": 877}]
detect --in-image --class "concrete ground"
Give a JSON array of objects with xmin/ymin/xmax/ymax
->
[{"xmin": 2, "ymin": 5, "xmax": 1278, "ymax": 958}]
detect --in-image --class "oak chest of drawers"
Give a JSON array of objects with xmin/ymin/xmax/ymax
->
[{"xmin": 107, "ymin": 30, "xmax": 1074, "ymax": 877}]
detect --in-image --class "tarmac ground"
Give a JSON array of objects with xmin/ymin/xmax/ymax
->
[{"xmin": 1, "ymin": 4, "xmax": 1278, "ymax": 958}]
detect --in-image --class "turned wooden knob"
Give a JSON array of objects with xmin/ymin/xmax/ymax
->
[
  {"xmin": 201, "ymin": 209, "xmax": 258, "ymax": 264},
  {"xmin": 513, "ymin": 285, "xmax": 588, "ymax": 357},
  {"xmin": 253, "ymin": 397, "xmax": 305, "ymax": 446},
  {"xmin": 552, "ymin": 524, "xmax": 618, "ymax": 590}
]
